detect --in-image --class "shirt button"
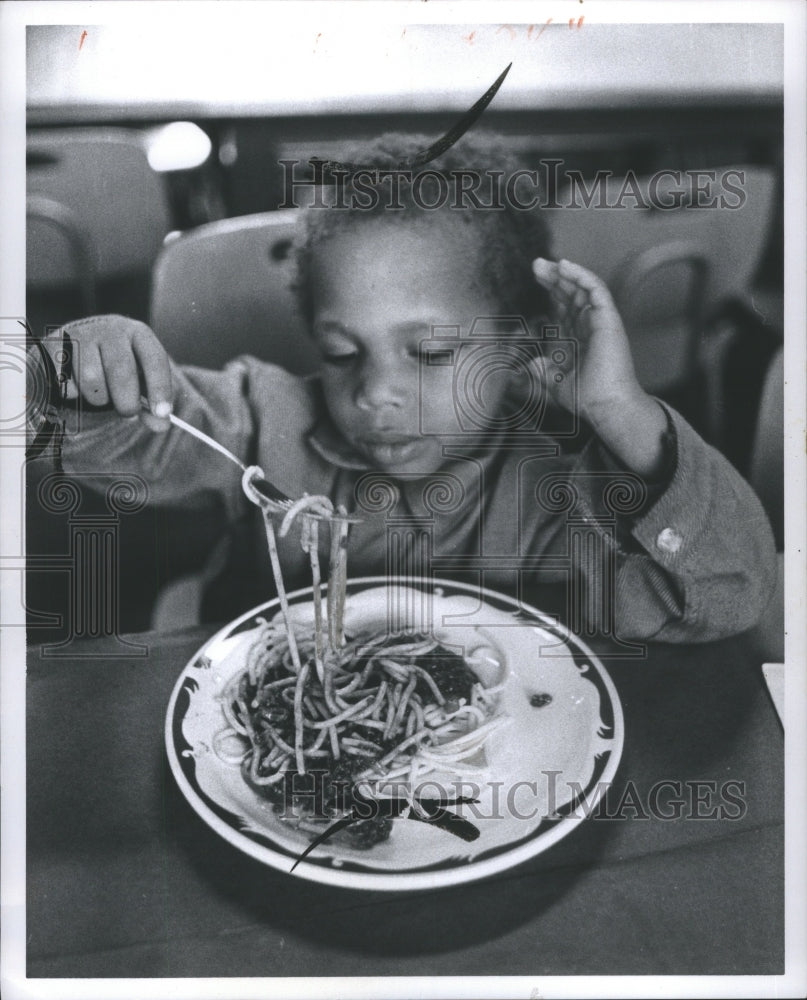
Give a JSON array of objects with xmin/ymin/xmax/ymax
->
[{"xmin": 656, "ymin": 527, "xmax": 682, "ymax": 553}]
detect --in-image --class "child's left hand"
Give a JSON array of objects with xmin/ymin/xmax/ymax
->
[
  {"xmin": 531, "ymin": 257, "xmax": 643, "ymax": 423},
  {"xmin": 531, "ymin": 257, "xmax": 668, "ymax": 479}
]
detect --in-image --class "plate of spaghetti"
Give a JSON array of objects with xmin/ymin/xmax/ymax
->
[{"xmin": 165, "ymin": 478, "xmax": 623, "ymax": 890}]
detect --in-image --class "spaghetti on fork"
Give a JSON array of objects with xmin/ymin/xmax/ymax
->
[{"xmin": 213, "ymin": 468, "xmax": 508, "ymax": 849}]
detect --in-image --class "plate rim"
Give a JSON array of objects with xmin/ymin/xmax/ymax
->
[{"xmin": 164, "ymin": 576, "xmax": 625, "ymax": 892}]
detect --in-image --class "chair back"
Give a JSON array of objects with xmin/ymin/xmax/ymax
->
[
  {"xmin": 27, "ymin": 195, "xmax": 97, "ymax": 311},
  {"xmin": 609, "ymin": 240, "xmax": 708, "ymax": 393},
  {"xmin": 27, "ymin": 128, "xmax": 171, "ymax": 278},
  {"xmin": 149, "ymin": 210, "xmax": 316, "ymax": 374},
  {"xmin": 545, "ymin": 165, "xmax": 777, "ymax": 396}
]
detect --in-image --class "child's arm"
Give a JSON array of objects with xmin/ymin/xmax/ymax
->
[
  {"xmin": 531, "ymin": 258, "xmax": 668, "ymax": 479},
  {"xmin": 35, "ymin": 316, "xmax": 294, "ymax": 521},
  {"xmin": 531, "ymin": 258, "xmax": 777, "ymax": 642}
]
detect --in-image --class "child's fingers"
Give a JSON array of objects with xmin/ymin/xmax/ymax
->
[
  {"xmin": 76, "ymin": 341, "xmax": 111, "ymax": 407},
  {"xmin": 531, "ymin": 257, "xmax": 556, "ymax": 283},
  {"xmin": 99, "ymin": 339, "xmax": 141, "ymax": 417},
  {"xmin": 533, "ymin": 260, "xmax": 596, "ymax": 333},
  {"xmin": 535, "ymin": 258, "xmax": 610, "ymax": 301},
  {"xmin": 533, "ymin": 258, "xmax": 590, "ymax": 309},
  {"xmin": 132, "ymin": 324, "xmax": 173, "ymax": 418},
  {"xmin": 140, "ymin": 410, "xmax": 172, "ymax": 433},
  {"xmin": 534, "ymin": 258, "xmax": 623, "ymax": 343},
  {"xmin": 556, "ymin": 259, "xmax": 618, "ymax": 311}
]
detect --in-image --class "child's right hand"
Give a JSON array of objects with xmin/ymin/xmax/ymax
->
[{"xmin": 41, "ymin": 315, "xmax": 174, "ymax": 432}]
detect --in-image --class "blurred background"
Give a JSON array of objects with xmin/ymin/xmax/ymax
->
[{"xmin": 24, "ymin": 19, "xmax": 784, "ymax": 641}]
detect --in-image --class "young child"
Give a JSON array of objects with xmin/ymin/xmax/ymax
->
[{"xmin": 42, "ymin": 133, "xmax": 777, "ymax": 641}]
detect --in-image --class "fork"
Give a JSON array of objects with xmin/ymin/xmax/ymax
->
[{"xmin": 141, "ymin": 398, "xmax": 359, "ymax": 522}]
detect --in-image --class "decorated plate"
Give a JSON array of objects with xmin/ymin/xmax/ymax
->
[{"xmin": 165, "ymin": 577, "xmax": 623, "ymax": 891}]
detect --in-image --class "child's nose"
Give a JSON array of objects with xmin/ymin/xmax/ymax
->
[{"xmin": 354, "ymin": 359, "xmax": 409, "ymax": 410}]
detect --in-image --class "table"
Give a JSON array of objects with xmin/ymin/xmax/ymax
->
[{"xmin": 26, "ymin": 625, "xmax": 783, "ymax": 978}]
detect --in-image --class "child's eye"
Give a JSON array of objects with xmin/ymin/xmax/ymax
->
[
  {"xmin": 408, "ymin": 346, "xmax": 433, "ymax": 364},
  {"xmin": 322, "ymin": 350, "xmax": 358, "ymax": 366}
]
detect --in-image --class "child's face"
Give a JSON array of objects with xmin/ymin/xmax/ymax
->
[{"xmin": 310, "ymin": 218, "xmax": 503, "ymax": 475}]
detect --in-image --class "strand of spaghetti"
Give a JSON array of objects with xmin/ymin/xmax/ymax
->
[
  {"xmin": 248, "ymin": 749, "xmax": 291, "ymax": 785},
  {"xmin": 310, "ymin": 695, "xmax": 374, "ymax": 729},
  {"xmin": 425, "ymin": 716, "xmax": 509, "ymax": 750},
  {"xmin": 422, "ymin": 703, "xmax": 448, "ymax": 723},
  {"xmin": 411, "ymin": 665, "xmax": 446, "ymax": 705},
  {"xmin": 259, "ymin": 721, "xmax": 296, "ymax": 756},
  {"xmin": 327, "ymin": 519, "xmax": 340, "ymax": 650},
  {"xmin": 335, "ymin": 671, "xmax": 365, "ymax": 697},
  {"xmin": 379, "ymin": 657, "xmax": 409, "ymax": 682},
  {"xmin": 265, "ymin": 728, "xmax": 329, "ymax": 758},
  {"xmin": 212, "ymin": 728, "xmax": 247, "ymax": 764},
  {"xmin": 293, "ymin": 661, "xmax": 310, "ymax": 773},
  {"xmin": 307, "ymin": 519, "xmax": 326, "ymax": 685},
  {"xmin": 260, "ymin": 510, "xmax": 303, "ymax": 675},
  {"xmin": 220, "ymin": 682, "xmax": 250, "ymax": 735},
  {"xmin": 426, "ymin": 725, "xmax": 496, "ymax": 749},
  {"xmin": 391, "ymin": 675, "xmax": 418, "ymax": 735},
  {"xmin": 278, "ymin": 494, "xmax": 334, "ymax": 537},
  {"xmin": 358, "ymin": 654, "xmax": 383, "ymax": 687},
  {"xmin": 341, "ymin": 735, "xmax": 383, "ymax": 750},
  {"xmin": 429, "ymin": 703, "xmax": 487, "ymax": 727},
  {"xmin": 351, "ymin": 717, "xmax": 386, "ymax": 731},
  {"xmin": 321, "ymin": 650, "xmax": 340, "ymax": 715},
  {"xmin": 334, "ymin": 509, "xmax": 350, "ymax": 646},
  {"xmin": 235, "ymin": 692, "xmax": 260, "ymax": 746},
  {"xmin": 412, "ymin": 755, "xmax": 491, "ymax": 776},
  {"xmin": 368, "ymin": 679, "xmax": 388, "ymax": 719},
  {"xmin": 417, "ymin": 745, "xmax": 492, "ymax": 766},
  {"xmin": 373, "ymin": 728, "xmax": 434, "ymax": 768},
  {"xmin": 383, "ymin": 689, "xmax": 398, "ymax": 739},
  {"xmin": 245, "ymin": 631, "xmax": 262, "ymax": 686},
  {"xmin": 221, "ymin": 701, "xmax": 248, "ymax": 739},
  {"xmin": 420, "ymin": 741, "xmax": 489, "ymax": 763},
  {"xmin": 407, "ymin": 758, "xmax": 425, "ymax": 814},
  {"xmin": 307, "ymin": 727, "xmax": 330, "ymax": 753},
  {"xmin": 384, "ymin": 640, "xmax": 440, "ymax": 656}
]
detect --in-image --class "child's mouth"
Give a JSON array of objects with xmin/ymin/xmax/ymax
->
[{"xmin": 358, "ymin": 433, "xmax": 422, "ymax": 466}]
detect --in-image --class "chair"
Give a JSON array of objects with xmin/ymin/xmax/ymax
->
[
  {"xmin": 27, "ymin": 128, "xmax": 171, "ymax": 279},
  {"xmin": 609, "ymin": 240, "xmax": 708, "ymax": 395},
  {"xmin": 27, "ymin": 128, "xmax": 172, "ymax": 339},
  {"xmin": 147, "ymin": 211, "xmax": 316, "ymax": 629},
  {"xmin": 544, "ymin": 166, "xmax": 777, "ymax": 402},
  {"xmin": 149, "ymin": 210, "xmax": 316, "ymax": 375},
  {"xmin": 26, "ymin": 194, "xmax": 98, "ymax": 326}
]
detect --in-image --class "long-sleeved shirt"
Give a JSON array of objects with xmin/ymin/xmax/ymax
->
[{"xmin": 60, "ymin": 355, "xmax": 778, "ymax": 643}]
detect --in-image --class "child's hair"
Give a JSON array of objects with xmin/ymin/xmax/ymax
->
[{"xmin": 293, "ymin": 130, "xmax": 554, "ymax": 327}]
